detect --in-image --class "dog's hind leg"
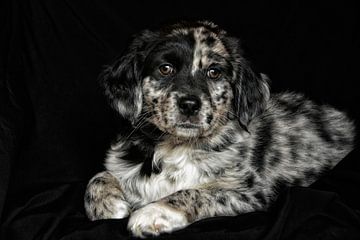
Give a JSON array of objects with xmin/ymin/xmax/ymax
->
[{"xmin": 84, "ymin": 171, "xmax": 131, "ymax": 220}]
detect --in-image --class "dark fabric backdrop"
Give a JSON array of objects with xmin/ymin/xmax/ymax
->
[{"xmin": 1, "ymin": 1, "xmax": 360, "ymax": 239}]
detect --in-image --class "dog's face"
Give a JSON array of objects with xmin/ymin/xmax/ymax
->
[
  {"xmin": 141, "ymin": 28, "xmax": 235, "ymax": 138},
  {"xmin": 102, "ymin": 21, "xmax": 270, "ymax": 139}
]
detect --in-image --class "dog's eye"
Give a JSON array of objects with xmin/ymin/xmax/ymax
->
[
  {"xmin": 159, "ymin": 64, "xmax": 174, "ymax": 76},
  {"xmin": 207, "ymin": 68, "xmax": 221, "ymax": 79}
]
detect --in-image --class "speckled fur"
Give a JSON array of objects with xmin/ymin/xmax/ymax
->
[{"xmin": 85, "ymin": 21, "xmax": 356, "ymax": 238}]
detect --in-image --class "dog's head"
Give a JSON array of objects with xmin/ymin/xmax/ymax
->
[{"xmin": 101, "ymin": 21, "xmax": 270, "ymax": 139}]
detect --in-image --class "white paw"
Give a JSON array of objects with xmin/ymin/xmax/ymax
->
[{"xmin": 128, "ymin": 202, "xmax": 189, "ymax": 238}]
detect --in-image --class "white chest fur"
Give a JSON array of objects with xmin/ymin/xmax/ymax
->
[
  {"xmin": 139, "ymin": 144, "xmax": 207, "ymax": 204},
  {"xmin": 105, "ymin": 121, "xmax": 246, "ymax": 207},
  {"xmin": 105, "ymin": 141, "xmax": 212, "ymax": 207}
]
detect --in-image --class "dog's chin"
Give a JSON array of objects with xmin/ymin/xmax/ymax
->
[{"xmin": 174, "ymin": 124, "xmax": 201, "ymax": 138}]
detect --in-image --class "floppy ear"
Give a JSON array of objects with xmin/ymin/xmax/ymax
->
[
  {"xmin": 233, "ymin": 62, "xmax": 270, "ymax": 129},
  {"xmin": 220, "ymin": 35, "xmax": 270, "ymax": 129},
  {"xmin": 100, "ymin": 30, "xmax": 158, "ymax": 124},
  {"xmin": 222, "ymin": 36, "xmax": 270, "ymax": 127}
]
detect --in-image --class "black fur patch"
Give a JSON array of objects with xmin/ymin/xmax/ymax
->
[
  {"xmin": 292, "ymin": 178, "xmax": 303, "ymax": 186},
  {"xmin": 206, "ymin": 114, "xmax": 213, "ymax": 124},
  {"xmin": 239, "ymin": 193, "xmax": 250, "ymax": 203},
  {"xmin": 237, "ymin": 145, "xmax": 248, "ymax": 159},
  {"xmin": 277, "ymin": 97, "xmax": 304, "ymax": 113},
  {"xmin": 307, "ymin": 107, "xmax": 334, "ymax": 144},
  {"xmin": 124, "ymin": 138, "xmax": 161, "ymax": 177},
  {"xmin": 268, "ymin": 150, "xmax": 282, "ymax": 167},
  {"xmin": 245, "ymin": 173, "xmax": 255, "ymax": 188},
  {"xmin": 251, "ymin": 117, "xmax": 274, "ymax": 173},
  {"xmin": 204, "ymin": 36, "xmax": 216, "ymax": 47},
  {"xmin": 288, "ymin": 135, "xmax": 300, "ymax": 162},
  {"xmin": 304, "ymin": 169, "xmax": 318, "ymax": 180},
  {"xmin": 216, "ymin": 196, "xmax": 227, "ymax": 206},
  {"xmin": 253, "ymin": 191, "xmax": 267, "ymax": 207}
]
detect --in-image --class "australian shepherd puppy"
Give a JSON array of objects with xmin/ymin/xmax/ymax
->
[{"xmin": 84, "ymin": 21, "xmax": 355, "ymax": 238}]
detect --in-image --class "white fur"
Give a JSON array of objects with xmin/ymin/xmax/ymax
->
[
  {"xmin": 112, "ymin": 199, "xmax": 131, "ymax": 219},
  {"xmin": 128, "ymin": 202, "xmax": 189, "ymax": 238},
  {"xmin": 107, "ymin": 141, "xmax": 207, "ymax": 206},
  {"xmin": 116, "ymin": 101, "xmax": 130, "ymax": 117}
]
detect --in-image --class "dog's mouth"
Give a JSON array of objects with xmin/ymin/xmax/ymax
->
[
  {"xmin": 176, "ymin": 122, "xmax": 201, "ymax": 129},
  {"xmin": 174, "ymin": 122, "xmax": 202, "ymax": 138}
]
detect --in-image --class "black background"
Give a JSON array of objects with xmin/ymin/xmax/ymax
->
[{"xmin": 1, "ymin": 1, "xmax": 360, "ymax": 239}]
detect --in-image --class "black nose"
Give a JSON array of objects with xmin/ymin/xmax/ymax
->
[{"xmin": 178, "ymin": 96, "xmax": 201, "ymax": 116}]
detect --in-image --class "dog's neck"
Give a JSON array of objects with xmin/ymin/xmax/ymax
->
[
  {"xmin": 116, "ymin": 120, "xmax": 249, "ymax": 178},
  {"xmin": 133, "ymin": 120, "xmax": 248, "ymax": 151}
]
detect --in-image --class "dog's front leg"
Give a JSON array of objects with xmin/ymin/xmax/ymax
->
[
  {"xmin": 128, "ymin": 187, "xmax": 263, "ymax": 238},
  {"xmin": 84, "ymin": 171, "xmax": 131, "ymax": 220}
]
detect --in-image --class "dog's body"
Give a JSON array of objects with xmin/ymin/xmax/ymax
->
[{"xmin": 84, "ymin": 21, "xmax": 355, "ymax": 238}]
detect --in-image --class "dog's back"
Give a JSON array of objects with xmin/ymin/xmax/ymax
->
[{"xmin": 246, "ymin": 91, "xmax": 355, "ymax": 190}]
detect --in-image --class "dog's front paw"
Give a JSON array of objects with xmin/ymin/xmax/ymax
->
[
  {"xmin": 128, "ymin": 202, "xmax": 189, "ymax": 238},
  {"xmin": 84, "ymin": 171, "xmax": 130, "ymax": 220}
]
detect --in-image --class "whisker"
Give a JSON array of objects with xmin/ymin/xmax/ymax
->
[
  {"xmin": 155, "ymin": 131, "xmax": 166, "ymax": 141},
  {"xmin": 227, "ymin": 110, "xmax": 241, "ymax": 119},
  {"xmin": 124, "ymin": 121, "xmax": 146, "ymax": 140},
  {"xmin": 124, "ymin": 112, "xmax": 151, "ymax": 140}
]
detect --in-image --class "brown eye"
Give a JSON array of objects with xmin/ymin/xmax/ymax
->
[
  {"xmin": 159, "ymin": 64, "xmax": 174, "ymax": 76},
  {"xmin": 207, "ymin": 68, "xmax": 221, "ymax": 79}
]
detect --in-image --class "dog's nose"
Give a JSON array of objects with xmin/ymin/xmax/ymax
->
[{"xmin": 178, "ymin": 96, "xmax": 201, "ymax": 116}]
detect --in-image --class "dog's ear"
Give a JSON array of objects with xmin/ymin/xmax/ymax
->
[
  {"xmin": 233, "ymin": 65, "xmax": 270, "ymax": 129},
  {"xmin": 100, "ymin": 30, "xmax": 158, "ymax": 124},
  {"xmin": 223, "ymin": 36, "xmax": 270, "ymax": 129}
]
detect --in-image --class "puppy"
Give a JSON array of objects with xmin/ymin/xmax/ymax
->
[{"xmin": 84, "ymin": 21, "xmax": 355, "ymax": 238}]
